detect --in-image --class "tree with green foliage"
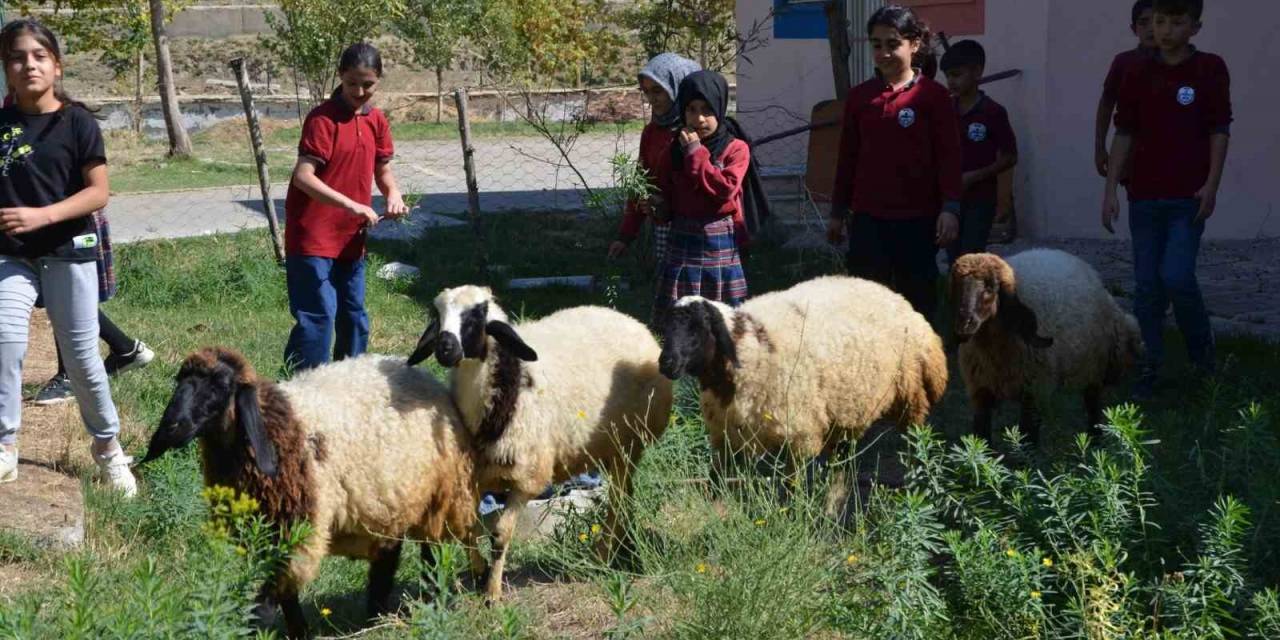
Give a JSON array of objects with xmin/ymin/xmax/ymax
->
[
  {"xmin": 392, "ymin": 0, "xmax": 478, "ymax": 123},
  {"xmin": 618, "ymin": 0, "xmax": 739, "ymax": 70},
  {"xmin": 473, "ymin": 0, "xmax": 623, "ymax": 86},
  {"xmin": 263, "ymin": 0, "xmax": 397, "ymax": 107}
]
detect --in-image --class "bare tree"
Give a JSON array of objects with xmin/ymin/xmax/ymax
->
[
  {"xmin": 825, "ymin": 0, "xmax": 851, "ymax": 97},
  {"xmin": 148, "ymin": 0, "xmax": 191, "ymax": 157}
]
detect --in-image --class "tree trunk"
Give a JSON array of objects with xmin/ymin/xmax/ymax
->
[
  {"xmin": 825, "ymin": 0, "xmax": 852, "ymax": 98},
  {"xmin": 148, "ymin": 0, "xmax": 192, "ymax": 157},
  {"xmin": 435, "ymin": 66, "xmax": 444, "ymax": 124},
  {"xmin": 133, "ymin": 49, "xmax": 145, "ymax": 134}
]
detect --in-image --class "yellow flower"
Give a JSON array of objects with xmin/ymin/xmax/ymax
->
[
  {"xmin": 695, "ymin": 563, "xmax": 708, "ymax": 574},
  {"xmin": 754, "ymin": 518, "xmax": 767, "ymax": 527},
  {"xmin": 235, "ymin": 546, "xmax": 247, "ymax": 556},
  {"xmin": 1006, "ymin": 548, "xmax": 1019, "ymax": 558},
  {"xmin": 590, "ymin": 524, "xmax": 602, "ymax": 535},
  {"xmin": 763, "ymin": 411, "xmax": 774, "ymax": 422},
  {"xmin": 1030, "ymin": 591, "xmax": 1042, "ymax": 600},
  {"xmin": 777, "ymin": 506, "xmax": 790, "ymax": 515},
  {"xmin": 577, "ymin": 409, "xmax": 587, "ymax": 419},
  {"xmin": 1042, "ymin": 557, "xmax": 1054, "ymax": 568},
  {"xmin": 578, "ymin": 532, "xmax": 589, "ymax": 543},
  {"xmin": 320, "ymin": 607, "xmax": 332, "ymax": 617},
  {"xmin": 845, "ymin": 554, "xmax": 859, "ymax": 565}
]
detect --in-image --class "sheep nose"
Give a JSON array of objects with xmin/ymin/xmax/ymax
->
[
  {"xmin": 436, "ymin": 334, "xmax": 463, "ymax": 367},
  {"xmin": 658, "ymin": 353, "xmax": 681, "ymax": 380}
]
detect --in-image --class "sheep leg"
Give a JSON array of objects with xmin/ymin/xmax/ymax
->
[
  {"xmin": 419, "ymin": 542, "xmax": 439, "ymax": 600},
  {"xmin": 254, "ymin": 577, "xmax": 307, "ymax": 639},
  {"xmin": 484, "ymin": 493, "xmax": 527, "ymax": 604},
  {"xmin": 973, "ymin": 389, "xmax": 998, "ymax": 444},
  {"xmin": 1019, "ymin": 392, "xmax": 1041, "ymax": 446},
  {"xmin": 1084, "ymin": 385, "xmax": 1104, "ymax": 440},
  {"xmin": 822, "ymin": 439, "xmax": 853, "ymax": 522},
  {"xmin": 366, "ymin": 541, "xmax": 403, "ymax": 621}
]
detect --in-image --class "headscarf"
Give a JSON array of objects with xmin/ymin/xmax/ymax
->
[
  {"xmin": 671, "ymin": 70, "xmax": 772, "ymax": 235},
  {"xmin": 638, "ymin": 53, "xmax": 701, "ymax": 129}
]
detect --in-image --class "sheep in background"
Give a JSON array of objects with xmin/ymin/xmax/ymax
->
[
  {"xmin": 951, "ymin": 249, "xmax": 1143, "ymax": 444},
  {"xmin": 141, "ymin": 349, "xmax": 477, "ymax": 639},
  {"xmin": 658, "ymin": 276, "xmax": 948, "ymax": 510},
  {"xmin": 407, "ymin": 286, "xmax": 673, "ymax": 603}
]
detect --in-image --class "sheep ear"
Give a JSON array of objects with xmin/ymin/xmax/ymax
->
[
  {"xmin": 407, "ymin": 318, "xmax": 440, "ymax": 366},
  {"xmin": 706, "ymin": 303, "xmax": 739, "ymax": 368},
  {"xmin": 999, "ymin": 291, "xmax": 1053, "ymax": 349},
  {"xmin": 235, "ymin": 384, "xmax": 279, "ymax": 477},
  {"xmin": 486, "ymin": 321, "xmax": 538, "ymax": 361}
]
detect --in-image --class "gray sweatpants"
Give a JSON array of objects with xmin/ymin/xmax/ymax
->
[{"xmin": 0, "ymin": 256, "xmax": 119, "ymax": 447}]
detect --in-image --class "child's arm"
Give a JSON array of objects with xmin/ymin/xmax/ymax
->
[
  {"xmin": 1196, "ymin": 57, "xmax": 1233, "ymax": 223},
  {"xmin": 292, "ymin": 158, "xmax": 379, "ymax": 226},
  {"xmin": 1095, "ymin": 56, "xmax": 1124, "ymax": 177},
  {"xmin": 1102, "ymin": 133, "xmax": 1132, "ymax": 233},
  {"xmin": 827, "ymin": 93, "xmax": 860, "ymax": 244},
  {"xmin": 1195, "ymin": 132, "xmax": 1230, "ymax": 223},
  {"xmin": 962, "ymin": 152, "xmax": 1018, "ymax": 190},
  {"xmin": 931, "ymin": 89, "xmax": 963, "ymax": 246},
  {"xmin": 374, "ymin": 161, "xmax": 408, "ymax": 219},
  {"xmin": 680, "ymin": 137, "xmax": 748, "ymax": 212},
  {"xmin": 0, "ymin": 162, "xmax": 108, "ymax": 234}
]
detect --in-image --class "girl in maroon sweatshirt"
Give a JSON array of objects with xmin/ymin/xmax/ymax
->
[
  {"xmin": 653, "ymin": 70, "xmax": 764, "ymax": 324},
  {"xmin": 827, "ymin": 5, "xmax": 962, "ymax": 321}
]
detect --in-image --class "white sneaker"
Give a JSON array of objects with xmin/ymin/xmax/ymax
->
[
  {"xmin": 0, "ymin": 445, "xmax": 16, "ymax": 483},
  {"xmin": 95, "ymin": 449, "xmax": 138, "ymax": 498}
]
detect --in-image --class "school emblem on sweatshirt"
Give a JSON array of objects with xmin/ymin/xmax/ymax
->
[
  {"xmin": 967, "ymin": 122, "xmax": 988, "ymax": 142},
  {"xmin": 1177, "ymin": 86, "xmax": 1196, "ymax": 105},
  {"xmin": 898, "ymin": 108, "xmax": 916, "ymax": 128}
]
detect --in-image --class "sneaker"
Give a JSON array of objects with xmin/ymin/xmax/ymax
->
[
  {"xmin": 94, "ymin": 449, "xmax": 138, "ymax": 498},
  {"xmin": 33, "ymin": 373, "xmax": 74, "ymax": 406},
  {"xmin": 104, "ymin": 340, "xmax": 155, "ymax": 376},
  {"xmin": 0, "ymin": 445, "xmax": 16, "ymax": 483}
]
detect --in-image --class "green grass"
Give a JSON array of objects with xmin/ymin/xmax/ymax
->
[
  {"xmin": 1, "ymin": 214, "xmax": 1278, "ymax": 638},
  {"xmin": 107, "ymin": 119, "xmax": 646, "ymax": 194}
]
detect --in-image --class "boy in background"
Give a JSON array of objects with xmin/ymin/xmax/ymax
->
[
  {"xmin": 941, "ymin": 40, "xmax": 1017, "ymax": 260},
  {"xmin": 1095, "ymin": 0, "xmax": 1156, "ymax": 179},
  {"xmin": 1102, "ymin": 0, "xmax": 1231, "ymax": 397}
]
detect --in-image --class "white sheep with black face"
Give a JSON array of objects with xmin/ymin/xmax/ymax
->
[
  {"xmin": 658, "ymin": 276, "xmax": 948, "ymax": 508},
  {"xmin": 408, "ymin": 285, "xmax": 673, "ymax": 603}
]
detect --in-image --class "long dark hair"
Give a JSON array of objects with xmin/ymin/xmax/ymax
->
[
  {"xmin": 0, "ymin": 19, "xmax": 96, "ymax": 113},
  {"xmin": 330, "ymin": 42, "xmax": 383, "ymax": 100},
  {"xmin": 867, "ymin": 5, "xmax": 937, "ymax": 79}
]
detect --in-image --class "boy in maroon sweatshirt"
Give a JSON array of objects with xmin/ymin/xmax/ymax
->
[
  {"xmin": 1102, "ymin": 0, "xmax": 1231, "ymax": 397},
  {"xmin": 1095, "ymin": 0, "xmax": 1156, "ymax": 179},
  {"xmin": 940, "ymin": 40, "xmax": 1017, "ymax": 261}
]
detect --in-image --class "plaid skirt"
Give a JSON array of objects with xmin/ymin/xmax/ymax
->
[
  {"xmin": 655, "ymin": 216, "xmax": 747, "ymax": 310},
  {"xmin": 95, "ymin": 211, "xmax": 116, "ymax": 302}
]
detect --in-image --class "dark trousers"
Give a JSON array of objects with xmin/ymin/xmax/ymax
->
[
  {"xmin": 1129, "ymin": 198, "xmax": 1213, "ymax": 369},
  {"xmin": 284, "ymin": 255, "xmax": 369, "ymax": 373},
  {"xmin": 946, "ymin": 201, "xmax": 997, "ymax": 263},
  {"xmin": 846, "ymin": 214, "xmax": 939, "ymax": 321}
]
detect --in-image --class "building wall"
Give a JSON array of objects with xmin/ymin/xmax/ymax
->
[{"xmin": 737, "ymin": 0, "xmax": 1279, "ymax": 239}]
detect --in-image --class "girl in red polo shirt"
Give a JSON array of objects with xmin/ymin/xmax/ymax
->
[
  {"xmin": 284, "ymin": 42, "xmax": 407, "ymax": 372},
  {"xmin": 827, "ymin": 5, "xmax": 962, "ymax": 321}
]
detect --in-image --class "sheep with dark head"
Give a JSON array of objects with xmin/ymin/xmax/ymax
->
[
  {"xmin": 408, "ymin": 285, "xmax": 673, "ymax": 603},
  {"xmin": 659, "ymin": 276, "xmax": 948, "ymax": 510},
  {"xmin": 951, "ymin": 249, "xmax": 1143, "ymax": 444},
  {"xmin": 142, "ymin": 348, "xmax": 478, "ymax": 639}
]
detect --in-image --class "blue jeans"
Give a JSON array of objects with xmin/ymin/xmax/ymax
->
[
  {"xmin": 946, "ymin": 201, "xmax": 997, "ymax": 264},
  {"xmin": 1128, "ymin": 198, "xmax": 1212, "ymax": 369},
  {"xmin": 284, "ymin": 256, "xmax": 369, "ymax": 372}
]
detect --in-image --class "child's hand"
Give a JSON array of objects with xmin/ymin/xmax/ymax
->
[
  {"xmin": 384, "ymin": 193, "xmax": 410, "ymax": 220},
  {"xmin": 0, "ymin": 207, "xmax": 52, "ymax": 234},
  {"xmin": 1101, "ymin": 191, "xmax": 1120, "ymax": 234},
  {"xmin": 961, "ymin": 171, "xmax": 980, "ymax": 190},
  {"xmin": 608, "ymin": 240, "xmax": 628, "ymax": 259},
  {"xmin": 678, "ymin": 128, "xmax": 700, "ymax": 149},
  {"xmin": 344, "ymin": 201, "xmax": 379, "ymax": 226},
  {"xmin": 1194, "ymin": 184, "xmax": 1217, "ymax": 223},
  {"xmin": 935, "ymin": 211, "xmax": 959, "ymax": 247},
  {"xmin": 826, "ymin": 217, "xmax": 846, "ymax": 245},
  {"xmin": 1094, "ymin": 146, "xmax": 1110, "ymax": 178}
]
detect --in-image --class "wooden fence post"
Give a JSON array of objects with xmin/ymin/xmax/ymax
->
[
  {"xmin": 229, "ymin": 57, "xmax": 285, "ymax": 263},
  {"xmin": 454, "ymin": 88, "xmax": 489, "ymax": 278}
]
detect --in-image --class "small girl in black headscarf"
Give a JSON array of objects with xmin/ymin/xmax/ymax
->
[{"xmin": 652, "ymin": 70, "xmax": 769, "ymax": 324}]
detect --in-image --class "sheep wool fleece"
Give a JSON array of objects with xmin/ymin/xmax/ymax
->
[{"xmin": 699, "ymin": 275, "xmax": 947, "ymax": 459}]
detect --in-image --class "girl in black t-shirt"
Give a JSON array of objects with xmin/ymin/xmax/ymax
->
[{"xmin": 0, "ymin": 19, "xmax": 136, "ymax": 496}]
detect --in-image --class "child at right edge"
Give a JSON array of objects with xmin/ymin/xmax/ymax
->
[{"xmin": 1102, "ymin": 0, "xmax": 1231, "ymax": 399}]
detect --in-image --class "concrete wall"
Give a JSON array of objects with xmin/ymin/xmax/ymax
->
[
  {"xmin": 738, "ymin": 0, "xmax": 1279, "ymax": 240},
  {"xmin": 168, "ymin": 4, "xmax": 281, "ymax": 38}
]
